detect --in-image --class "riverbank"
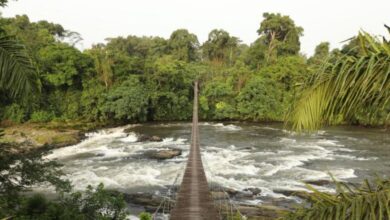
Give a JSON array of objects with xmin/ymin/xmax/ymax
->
[{"xmin": 0, "ymin": 121, "xmax": 106, "ymax": 153}]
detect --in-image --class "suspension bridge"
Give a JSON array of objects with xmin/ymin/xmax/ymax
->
[{"xmin": 152, "ymin": 81, "xmax": 244, "ymax": 220}]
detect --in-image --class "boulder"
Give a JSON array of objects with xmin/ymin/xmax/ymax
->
[
  {"xmin": 225, "ymin": 188, "xmax": 239, "ymax": 197},
  {"xmin": 124, "ymin": 192, "xmax": 174, "ymax": 213},
  {"xmin": 304, "ymin": 179, "xmax": 332, "ymax": 186},
  {"xmin": 124, "ymin": 192, "xmax": 162, "ymax": 208},
  {"xmin": 150, "ymin": 135, "xmax": 163, "ymax": 142},
  {"xmin": 229, "ymin": 204, "xmax": 288, "ymax": 220},
  {"xmin": 244, "ymin": 187, "xmax": 262, "ymax": 195},
  {"xmin": 211, "ymin": 187, "xmax": 238, "ymax": 197},
  {"xmin": 95, "ymin": 153, "xmax": 105, "ymax": 157},
  {"xmin": 235, "ymin": 191, "xmax": 254, "ymax": 199},
  {"xmin": 144, "ymin": 149, "xmax": 182, "ymax": 160},
  {"xmin": 137, "ymin": 134, "xmax": 163, "ymax": 142},
  {"xmin": 260, "ymin": 197, "xmax": 299, "ymax": 210},
  {"xmin": 273, "ymin": 189, "xmax": 311, "ymax": 200},
  {"xmin": 123, "ymin": 127, "xmax": 133, "ymax": 133}
]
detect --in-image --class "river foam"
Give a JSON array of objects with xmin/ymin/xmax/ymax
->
[{"xmin": 43, "ymin": 122, "xmax": 385, "ymax": 203}]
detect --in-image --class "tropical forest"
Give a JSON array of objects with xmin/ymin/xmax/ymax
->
[{"xmin": 0, "ymin": 0, "xmax": 389, "ymax": 219}]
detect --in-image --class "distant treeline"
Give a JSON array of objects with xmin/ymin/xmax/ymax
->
[{"xmin": 0, "ymin": 13, "xmax": 385, "ymax": 125}]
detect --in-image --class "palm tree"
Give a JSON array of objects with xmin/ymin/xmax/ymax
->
[
  {"xmin": 0, "ymin": 33, "xmax": 39, "ymax": 99},
  {"xmin": 287, "ymin": 26, "xmax": 390, "ymax": 132},
  {"xmin": 283, "ymin": 178, "xmax": 390, "ymax": 220}
]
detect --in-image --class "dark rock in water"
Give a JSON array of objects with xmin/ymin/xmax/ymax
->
[
  {"xmin": 144, "ymin": 149, "xmax": 182, "ymax": 160},
  {"xmin": 95, "ymin": 153, "xmax": 105, "ymax": 157},
  {"xmin": 244, "ymin": 187, "xmax": 262, "ymax": 195},
  {"xmin": 273, "ymin": 189, "xmax": 311, "ymax": 200},
  {"xmin": 137, "ymin": 134, "xmax": 163, "ymax": 142},
  {"xmin": 211, "ymin": 187, "xmax": 238, "ymax": 197},
  {"xmin": 144, "ymin": 205, "xmax": 159, "ymax": 213},
  {"xmin": 232, "ymin": 204, "xmax": 288, "ymax": 219},
  {"xmin": 304, "ymin": 179, "xmax": 332, "ymax": 186},
  {"xmin": 235, "ymin": 191, "xmax": 254, "ymax": 199},
  {"xmin": 123, "ymin": 127, "xmax": 133, "ymax": 133},
  {"xmin": 123, "ymin": 192, "xmax": 174, "ymax": 213},
  {"xmin": 225, "ymin": 188, "xmax": 238, "ymax": 197},
  {"xmin": 150, "ymin": 135, "xmax": 163, "ymax": 142},
  {"xmin": 137, "ymin": 134, "xmax": 151, "ymax": 142},
  {"xmin": 123, "ymin": 192, "xmax": 162, "ymax": 207},
  {"xmin": 122, "ymin": 130, "xmax": 164, "ymax": 142},
  {"xmin": 260, "ymin": 196, "xmax": 299, "ymax": 210}
]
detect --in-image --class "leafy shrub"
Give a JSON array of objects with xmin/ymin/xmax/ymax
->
[
  {"xmin": 30, "ymin": 111, "xmax": 55, "ymax": 122},
  {"xmin": 81, "ymin": 79, "xmax": 106, "ymax": 121},
  {"xmin": 200, "ymin": 80, "xmax": 236, "ymax": 120},
  {"xmin": 2, "ymin": 184, "xmax": 128, "ymax": 220},
  {"xmin": 139, "ymin": 212, "xmax": 152, "ymax": 220},
  {"xmin": 2, "ymin": 104, "xmax": 27, "ymax": 123},
  {"xmin": 46, "ymin": 90, "xmax": 82, "ymax": 121},
  {"xmin": 101, "ymin": 76, "xmax": 149, "ymax": 122},
  {"xmin": 0, "ymin": 139, "xmax": 127, "ymax": 219},
  {"xmin": 20, "ymin": 194, "xmax": 48, "ymax": 216},
  {"xmin": 236, "ymin": 76, "xmax": 283, "ymax": 121}
]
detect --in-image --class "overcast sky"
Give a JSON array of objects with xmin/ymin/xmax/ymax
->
[{"xmin": 1, "ymin": 0, "xmax": 389, "ymax": 55}]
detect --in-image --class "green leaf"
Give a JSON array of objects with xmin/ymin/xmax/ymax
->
[{"xmin": 0, "ymin": 34, "xmax": 39, "ymax": 99}]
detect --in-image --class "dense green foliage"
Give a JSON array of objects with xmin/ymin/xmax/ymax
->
[
  {"xmin": 6, "ymin": 184, "xmax": 127, "ymax": 220},
  {"xmin": 0, "ymin": 11, "xmax": 308, "ymax": 125},
  {"xmin": 139, "ymin": 212, "xmax": 152, "ymax": 220},
  {"xmin": 0, "ymin": 143, "xmax": 127, "ymax": 219},
  {"xmin": 0, "ymin": 29, "xmax": 39, "ymax": 99},
  {"xmin": 0, "ymin": 10, "xmax": 387, "ymax": 126},
  {"xmin": 0, "ymin": 145, "xmax": 68, "ymax": 208},
  {"xmin": 283, "ymin": 178, "xmax": 390, "ymax": 220}
]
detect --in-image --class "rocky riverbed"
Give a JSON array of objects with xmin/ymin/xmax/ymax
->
[{"xmin": 0, "ymin": 123, "xmax": 86, "ymax": 153}]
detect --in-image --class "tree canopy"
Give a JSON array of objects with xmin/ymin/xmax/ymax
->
[{"xmin": 0, "ymin": 12, "xmax": 387, "ymax": 128}]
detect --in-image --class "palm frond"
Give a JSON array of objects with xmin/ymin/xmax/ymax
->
[
  {"xmin": 0, "ymin": 34, "xmax": 39, "ymax": 99},
  {"xmin": 287, "ymin": 30, "xmax": 390, "ymax": 132},
  {"xmin": 282, "ymin": 178, "xmax": 390, "ymax": 220},
  {"xmin": 384, "ymin": 24, "xmax": 390, "ymax": 35}
]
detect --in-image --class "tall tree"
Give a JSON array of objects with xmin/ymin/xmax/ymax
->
[
  {"xmin": 245, "ymin": 38, "xmax": 268, "ymax": 70},
  {"xmin": 308, "ymin": 42, "xmax": 331, "ymax": 73},
  {"xmin": 257, "ymin": 13, "xmax": 303, "ymax": 61},
  {"xmin": 87, "ymin": 45, "xmax": 113, "ymax": 89},
  {"xmin": 168, "ymin": 29, "xmax": 199, "ymax": 62},
  {"xmin": 202, "ymin": 29, "xmax": 240, "ymax": 65},
  {"xmin": 38, "ymin": 42, "xmax": 93, "ymax": 90},
  {"xmin": 313, "ymin": 42, "xmax": 330, "ymax": 58}
]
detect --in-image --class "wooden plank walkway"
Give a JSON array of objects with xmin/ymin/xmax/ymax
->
[{"xmin": 170, "ymin": 81, "xmax": 220, "ymax": 220}]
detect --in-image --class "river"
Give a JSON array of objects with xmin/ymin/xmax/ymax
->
[{"xmin": 44, "ymin": 122, "xmax": 389, "ymax": 216}]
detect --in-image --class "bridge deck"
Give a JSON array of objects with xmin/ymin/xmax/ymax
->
[{"xmin": 170, "ymin": 81, "xmax": 219, "ymax": 220}]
